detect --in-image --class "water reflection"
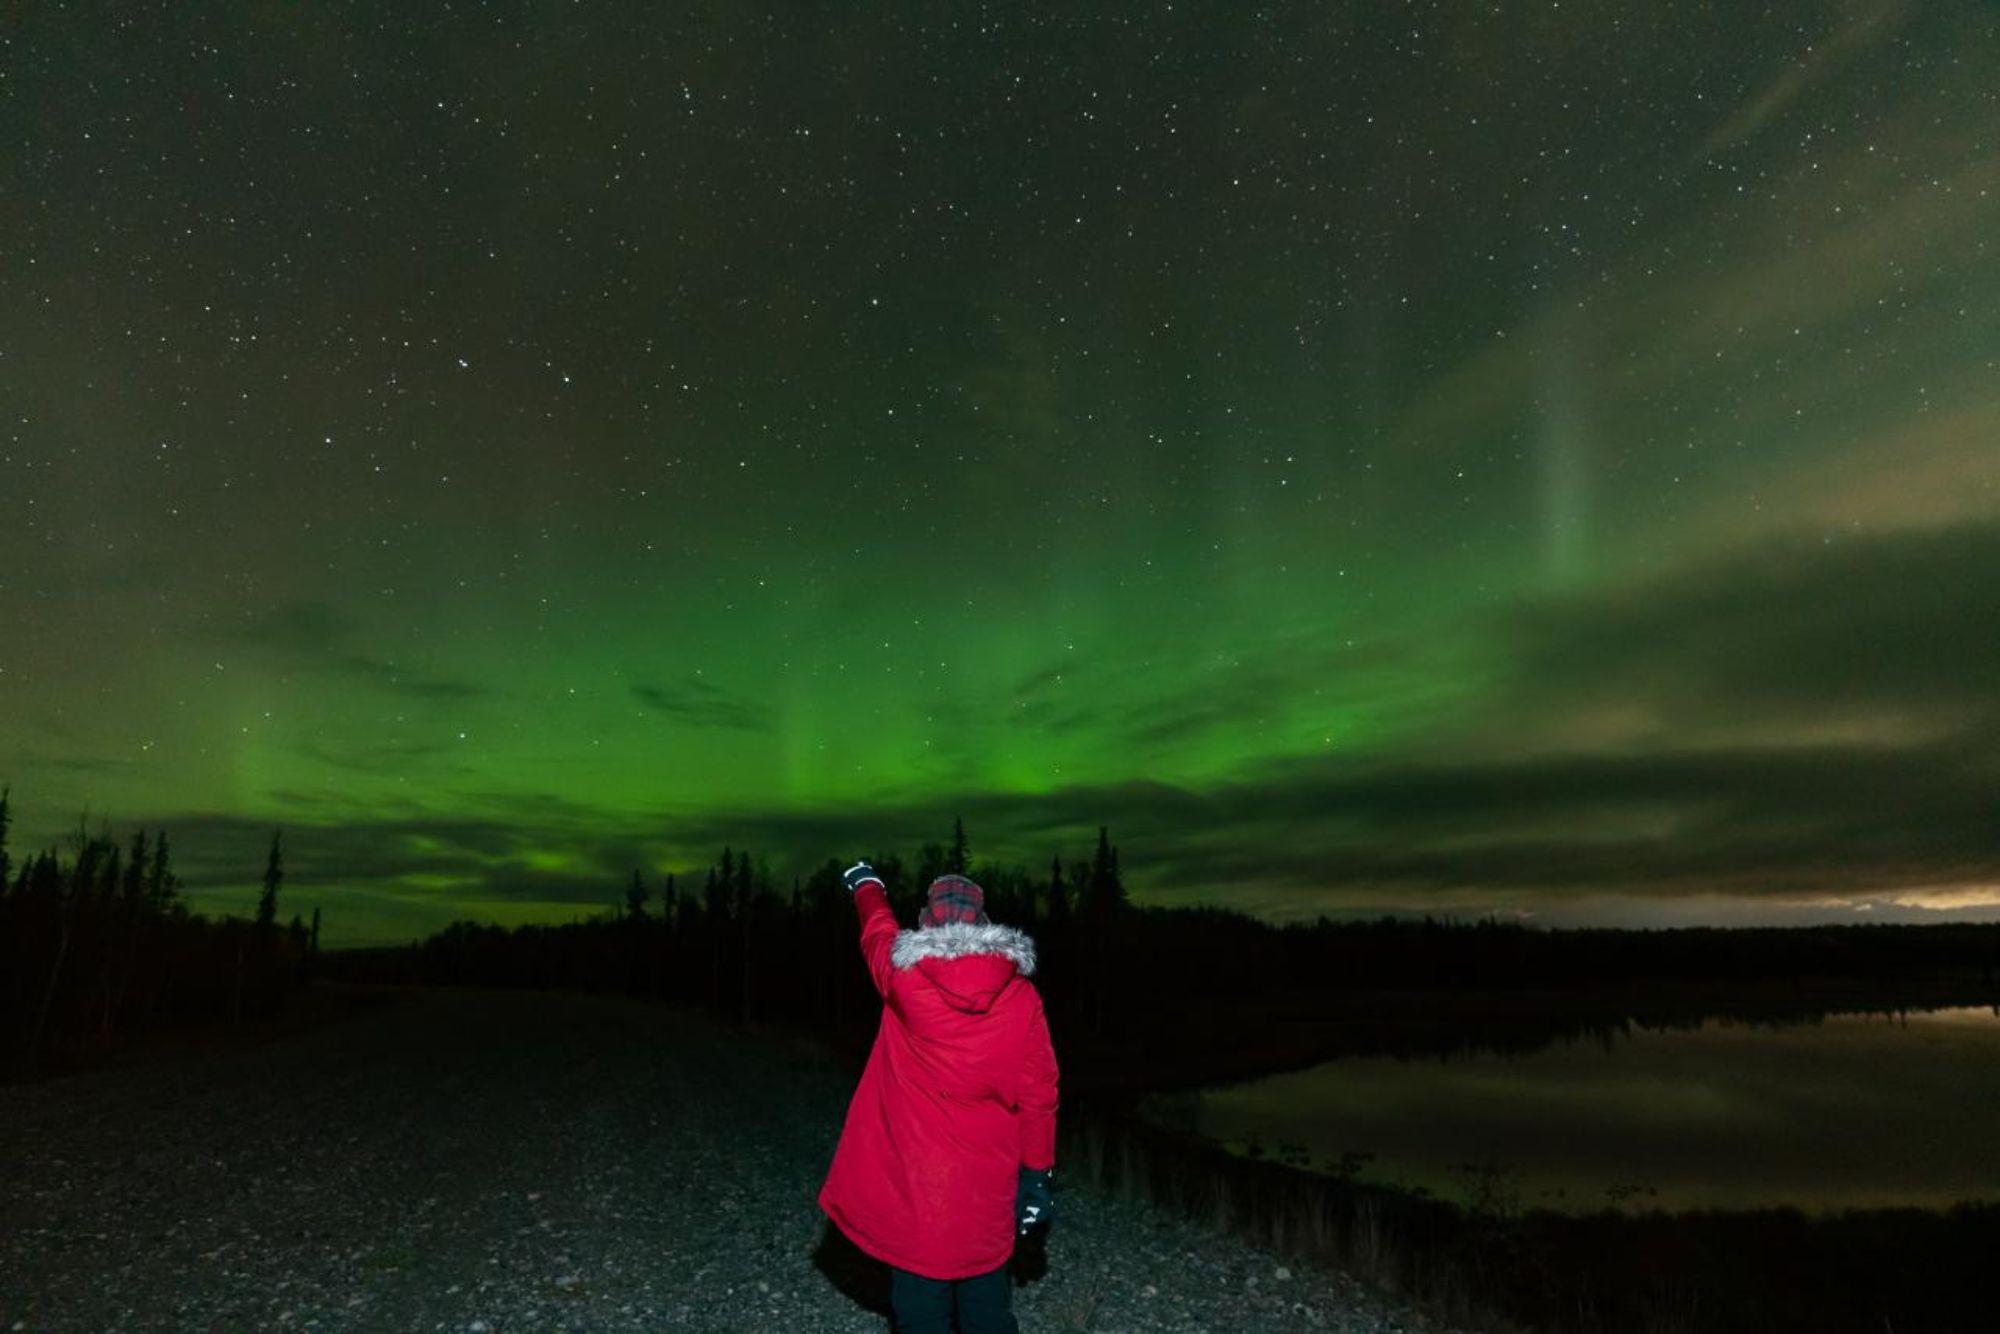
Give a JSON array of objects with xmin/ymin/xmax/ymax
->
[{"xmin": 1178, "ymin": 1007, "xmax": 2000, "ymax": 1214}]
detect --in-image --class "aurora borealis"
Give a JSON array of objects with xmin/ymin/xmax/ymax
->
[{"xmin": 4, "ymin": 2, "xmax": 1996, "ymax": 943}]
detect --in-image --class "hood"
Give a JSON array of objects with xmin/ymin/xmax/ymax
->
[{"xmin": 891, "ymin": 922, "xmax": 1037, "ymax": 1015}]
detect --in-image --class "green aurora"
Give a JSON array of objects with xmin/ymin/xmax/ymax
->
[{"xmin": 3, "ymin": 2, "xmax": 1997, "ymax": 942}]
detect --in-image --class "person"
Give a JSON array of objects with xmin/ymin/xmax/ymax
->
[{"xmin": 819, "ymin": 860, "xmax": 1060, "ymax": 1334}]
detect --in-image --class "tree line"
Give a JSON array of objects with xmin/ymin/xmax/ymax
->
[
  {"xmin": 321, "ymin": 814, "xmax": 2000, "ymax": 1080},
  {"xmin": 0, "ymin": 787, "xmax": 316, "ymax": 1078},
  {"xmin": 324, "ymin": 819, "xmax": 1137, "ymax": 1043},
  {"xmin": 11, "ymin": 784, "xmax": 1998, "ymax": 1083}
]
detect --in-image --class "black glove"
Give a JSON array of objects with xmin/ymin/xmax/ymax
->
[
  {"xmin": 843, "ymin": 860, "xmax": 883, "ymax": 893},
  {"xmin": 1016, "ymin": 1166, "xmax": 1054, "ymax": 1235}
]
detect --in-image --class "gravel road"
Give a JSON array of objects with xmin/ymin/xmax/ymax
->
[{"xmin": 1, "ymin": 986, "xmax": 1448, "ymax": 1333}]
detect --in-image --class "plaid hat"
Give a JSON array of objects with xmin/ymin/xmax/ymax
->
[{"xmin": 920, "ymin": 874, "xmax": 989, "ymax": 927}]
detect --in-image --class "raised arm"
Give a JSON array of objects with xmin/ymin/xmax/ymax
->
[{"xmin": 843, "ymin": 860, "xmax": 898, "ymax": 997}]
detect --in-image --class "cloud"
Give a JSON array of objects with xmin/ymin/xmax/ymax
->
[
  {"xmin": 1499, "ymin": 521, "xmax": 2000, "ymax": 735},
  {"xmin": 6, "ymin": 750, "xmax": 140, "ymax": 777},
  {"xmin": 291, "ymin": 738, "xmax": 463, "ymax": 777},
  {"xmin": 1097, "ymin": 520, "xmax": 1995, "ymax": 909},
  {"xmin": 229, "ymin": 600, "xmax": 488, "ymax": 701},
  {"xmin": 232, "ymin": 600, "xmax": 348, "ymax": 654},
  {"xmin": 123, "ymin": 729, "xmax": 2000, "ymax": 946},
  {"xmin": 1687, "ymin": 395, "xmax": 2000, "ymax": 547},
  {"xmin": 650, "ymin": 706, "xmax": 1996, "ymax": 913},
  {"xmin": 864, "ymin": 523, "xmax": 2000, "ymax": 910},
  {"xmin": 122, "ymin": 524, "xmax": 2000, "ymax": 937},
  {"xmin": 159, "ymin": 808, "xmax": 659, "ymax": 911},
  {"xmin": 1188, "ymin": 729, "xmax": 1994, "ymax": 903},
  {"xmin": 1696, "ymin": 0, "xmax": 1911, "ymax": 157},
  {"xmin": 997, "ymin": 632, "xmax": 1447, "ymax": 766},
  {"xmin": 631, "ymin": 677, "xmax": 772, "ymax": 731},
  {"xmin": 1387, "ymin": 94, "xmax": 2000, "ymax": 563}
]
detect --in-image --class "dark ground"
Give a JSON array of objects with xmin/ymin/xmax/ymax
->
[{"xmin": 0, "ymin": 985, "xmax": 1443, "ymax": 1333}]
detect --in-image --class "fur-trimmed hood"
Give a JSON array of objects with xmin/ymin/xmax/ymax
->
[
  {"xmin": 891, "ymin": 921, "xmax": 1037, "ymax": 975},
  {"xmin": 890, "ymin": 922, "xmax": 1037, "ymax": 1015}
]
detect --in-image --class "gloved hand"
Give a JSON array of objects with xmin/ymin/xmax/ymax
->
[
  {"xmin": 843, "ymin": 860, "xmax": 883, "ymax": 893},
  {"xmin": 1016, "ymin": 1166, "xmax": 1054, "ymax": 1235}
]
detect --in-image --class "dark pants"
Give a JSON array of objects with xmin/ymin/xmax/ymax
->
[{"xmin": 889, "ymin": 1261, "xmax": 1016, "ymax": 1334}]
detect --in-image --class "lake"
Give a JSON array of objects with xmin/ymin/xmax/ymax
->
[{"xmin": 1155, "ymin": 1006, "xmax": 2000, "ymax": 1214}]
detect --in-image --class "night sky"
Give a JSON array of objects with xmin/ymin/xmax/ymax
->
[{"xmin": 4, "ymin": 2, "xmax": 1996, "ymax": 944}]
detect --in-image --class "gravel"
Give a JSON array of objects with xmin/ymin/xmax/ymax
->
[{"xmin": 0, "ymin": 986, "xmax": 1451, "ymax": 1333}]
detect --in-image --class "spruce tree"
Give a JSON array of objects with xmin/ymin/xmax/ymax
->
[
  {"xmin": 1086, "ymin": 826, "xmax": 1125, "ymax": 917},
  {"xmin": 256, "ymin": 832, "xmax": 283, "ymax": 935},
  {"xmin": 122, "ymin": 830, "xmax": 149, "ymax": 907},
  {"xmin": 148, "ymin": 831, "xmax": 181, "ymax": 914},
  {"xmin": 707, "ymin": 851, "xmax": 732, "ymax": 921},
  {"xmin": 948, "ymin": 816, "xmax": 970, "ymax": 876},
  {"xmin": 98, "ymin": 842, "xmax": 122, "ymax": 907}
]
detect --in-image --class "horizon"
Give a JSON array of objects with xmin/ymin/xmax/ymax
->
[
  {"xmin": 10, "ymin": 798, "xmax": 2000, "ymax": 950},
  {"xmin": 6, "ymin": 3, "xmax": 1998, "ymax": 945}
]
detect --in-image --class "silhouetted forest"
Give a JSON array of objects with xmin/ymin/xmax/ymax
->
[
  {"xmin": 322, "ymin": 823, "xmax": 1139, "ymax": 1059},
  {"xmin": 321, "ymin": 817, "xmax": 2000, "ymax": 1090},
  {"xmin": 0, "ymin": 789, "xmax": 315, "ymax": 1079},
  {"xmin": 13, "ymin": 788, "xmax": 1998, "ymax": 1090}
]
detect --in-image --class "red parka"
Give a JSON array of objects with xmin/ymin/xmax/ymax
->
[{"xmin": 819, "ymin": 882, "xmax": 1060, "ymax": 1279}]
